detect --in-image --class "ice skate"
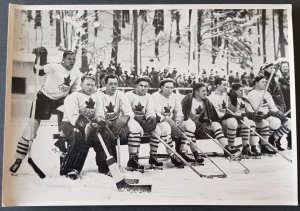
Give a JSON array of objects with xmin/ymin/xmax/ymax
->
[
  {"xmin": 9, "ymin": 158, "xmax": 22, "ymax": 174},
  {"xmin": 126, "ymin": 155, "xmax": 145, "ymax": 173},
  {"xmin": 66, "ymin": 170, "xmax": 79, "ymax": 180},
  {"xmin": 170, "ymin": 154, "xmax": 184, "ymax": 168},
  {"xmin": 192, "ymin": 151, "xmax": 204, "ymax": 166},
  {"xmin": 224, "ymin": 145, "xmax": 240, "ymax": 158},
  {"xmin": 148, "ymin": 155, "xmax": 163, "ymax": 170},
  {"xmin": 179, "ymin": 151, "xmax": 195, "ymax": 162},
  {"xmin": 250, "ymin": 145, "xmax": 262, "ymax": 158},
  {"xmin": 261, "ymin": 144, "xmax": 276, "ymax": 155}
]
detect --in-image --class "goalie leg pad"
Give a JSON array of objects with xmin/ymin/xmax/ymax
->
[{"xmin": 60, "ymin": 143, "xmax": 89, "ymax": 176}]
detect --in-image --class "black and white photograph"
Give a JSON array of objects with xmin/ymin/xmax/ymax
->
[{"xmin": 2, "ymin": 4, "xmax": 297, "ymax": 206}]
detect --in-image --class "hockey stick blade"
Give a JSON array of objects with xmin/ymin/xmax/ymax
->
[
  {"xmin": 116, "ymin": 179, "xmax": 152, "ymax": 193},
  {"xmin": 124, "ymin": 178, "xmax": 139, "ymax": 184},
  {"xmin": 28, "ymin": 158, "xmax": 46, "ymax": 179}
]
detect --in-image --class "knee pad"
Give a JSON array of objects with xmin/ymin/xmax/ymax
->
[
  {"xmin": 158, "ymin": 122, "xmax": 171, "ymax": 136},
  {"xmin": 225, "ymin": 118, "xmax": 238, "ymax": 129},
  {"xmin": 284, "ymin": 118, "xmax": 291, "ymax": 130},
  {"xmin": 211, "ymin": 122, "xmax": 222, "ymax": 131},
  {"xmin": 181, "ymin": 119, "xmax": 196, "ymax": 133},
  {"xmin": 267, "ymin": 116, "xmax": 281, "ymax": 130},
  {"xmin": 127, "ymin": 119, "xmax": 143, "ymax": 136},
  {"xmin": 241, "ymin": 117, "xmax": 251, "ymax": 128}
]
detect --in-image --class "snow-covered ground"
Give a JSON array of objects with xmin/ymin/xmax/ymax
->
[{"xmin": 2, "ymin": 120, "xmax": 298, "ymax": 206}]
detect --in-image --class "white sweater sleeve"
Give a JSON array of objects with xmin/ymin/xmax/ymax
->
[
  {"xmin": 63, "ymin": 93, "xmax": 80, "ymax": 126},
  {"xmin": 95, "ymin": 92, "xmax": 105, "ymax": 118},
  {"xmin": 146, "ymin": 94, "xmax": 156, "ymax": 118},
  {"xmin": 118, "ymin": 91, "xmax": 134, "ymax": 119}
]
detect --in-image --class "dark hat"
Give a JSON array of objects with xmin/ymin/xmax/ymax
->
[
  {"xmin": 253, "ymin": 74, "xmax": 265, "ymax": 86},
  {"xmin": 260, "ymin": 62, "xmax": 273, "ymax": 71},
  {"xmin": 135, "ymin": 76, "xmax": 152, "ymax": 84},
  {"xmin": 159, "ymin": 78, "xmax": 176, "ymax": 88}
]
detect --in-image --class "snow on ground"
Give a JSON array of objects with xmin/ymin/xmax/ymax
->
[{"xmin": 2, "ymin": 120, "xmax": 298, "ymax": 206}]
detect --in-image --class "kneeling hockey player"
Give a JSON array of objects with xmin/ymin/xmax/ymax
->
[{"xmin": 59, "ymin": 74, "xmax": 116, "ymax": 179}]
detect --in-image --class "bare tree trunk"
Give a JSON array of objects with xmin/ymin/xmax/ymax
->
[
  {"xmin": 262, "ymin": 9, "xmax": 267, "ymax": 63},
  {"xmin": 197, "ymin": 10, "xmax": 203, "ymax": 76},
  {"xmin": 175, "ymin": 11, "xmax": 181, "ymax": 44},
  {"xmin": 111, "ymin": 10, "xmax": 121, "ymax": 65},
  {"xmin": 81, "ymin": 10, "xmax": 88, "ymax": 73},
  {"xmin": 256, "ymin": 9, "xmax": 261, "ymax": 56},
  {"xmin": 168, "ymin": 20, "xmax": 174, "ymax": 65},
  {"xmin": 278, "ymin": 9, "xmax": 286, "ymax": 57},
  {"xmin": 133, "ymin": 10, "xmax": 138, "ymax": 75},
  {"xmin": 188, "ymin": 9, "xmax": 192, "ymax": 66},
  {"xmin": 56, "ymin": 10, "xmax": 61, "ymax": 47},
  {"xmin": 272, "ymin": 10, "xmax": 277, "ymax": 60}
]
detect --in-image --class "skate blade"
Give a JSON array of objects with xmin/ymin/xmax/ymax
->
[
  {"xmin": 191, "ymin": 162, "xmax": 204, "ymax": 166},
  {"xmin": 124, "ymin": 178, "xmax": 139, "ymax": 184},
  {"xmin": 125, "ymin": 167, "xmax": 145, "ymax": 173},
  {"xmin": 146, "ymin": 165, "xmax": 163, "ymax": 170}
]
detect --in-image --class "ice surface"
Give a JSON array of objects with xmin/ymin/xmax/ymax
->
[{"xmin": 2, "ymin": 121, "xmax": 297, "ymax": 206}]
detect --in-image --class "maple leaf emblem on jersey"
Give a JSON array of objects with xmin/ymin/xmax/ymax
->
[
  {"xmin": 221, "ymin": 100, "xmax": 227, "ymax": 109},
  {"xmin": 164, "ymin": 105, "xmax": 171, "ymax": 113},
  {"xmin": 240, "ymin": 103, "xmax": 245, "ymax": 109},
  {"xmin": 106, "ymin": 102, "xmax": 115, "ymax": 113},
  {"xmin": 85, "ymin": 98, "xmax": 95, "ymax": 109},
  {"xmin": 263, "ymin": 99, "xmax": 268, "ymax": 104},
  {"xmin": 135, "ymin": 102, "xmax": 144, "ymax": 112},
  {"xmin": 63, "ymin": 75, "xmax": 71, "ymax": 86},
  {"xmin": 195, "ymin": 105, "xmax": 202, "ymax": 115}
]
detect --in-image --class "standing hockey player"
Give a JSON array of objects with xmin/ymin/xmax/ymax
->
[
  {"xmin": 277, "ymin": 59, "xmax": 291, "ymax": 149},
  {"xmin": 95, "ymin": 74, "xmax": 145, "ymax": 172},
  {"xmin": 10, "ymin": 50, "xmax": 82, "ymax": 174},
  {"xmin": 227, "ymin": 83, "xmax": 267, "ymax": 156},
  {"xmin": 60, "ymin": 74, "xmax": 116, "ymax": 179},
  {"xmin": 206, "ymin": 78, "xmax": 240, "ymax": 156},
  {"xmin": 181, "ymin": 83, "xmax": 237, "ymax": 158},
  {"xmin": 151, "ymin": 79, "xmax": 186, "ymax": 166},
  {"xmin": 125, "ymin": 76, "xmax": 163, "ymax": 168},
  {"xmin": 247, "ymin": 75, "xmax": 291, "ymax": 153}
]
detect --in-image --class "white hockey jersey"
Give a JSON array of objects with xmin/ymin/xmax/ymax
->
[
  {"xmin": 207, "ymin": 91, "xmax": 227, "ymax": 119},
  {"xmin": 125, "ymin": 91, "xmax": 156, "ymax": 118},
  {"xmin": 62, "ymin": 91, "xmax": 97, "ymax": 126},
  {"xmin": 95, "ymin": 90, "xmax": 134, "ymax": 121},
  {"xmin": 41, "ymin": 63, "xmax": 82, "ymax": 100},
  {"xmin": 247, "ymin": 89, "xmax": 278, "ymax": 115},
  {"xmin": 151, "ymin": 91, "xmax": 183, "ymax": 121}
]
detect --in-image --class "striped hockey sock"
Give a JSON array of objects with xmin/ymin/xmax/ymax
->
[
  {"xmin": 128, "ymin": 132, "xmax": 141, "ymax": 157},
  {"xmin": 273, "ymin": 125, "xmax": 290, "ymax": 140},
  {"xmin": 257, "ymin": 125, "xmax": 269, "ymax": 145},
  {"xmin": 149, "ymin": 135, "xmax": 159, "ymax": 155},
  {"xmin": 214, "ymin": 128, "xmax": 227, "ymax": 147},
  {"xmin": 227, "ymin": 128, "xmax": 237, "ymax": 147},
  {"xmin": 184, "ymin": 129, "xmax": 198, "ymax": 153},
  {"xmin": 15, "ymin": 136, "xmax": 30, "ymax": 159},
  {"xmin": 249, "ymin": 125, "xmax": 259, "ymax": 146},
  {"xmin": 163, "ymin": 135, "xmax": 174, "ymax": 154},
  {"xmin": 240, "ymin": 126, "xmax": 250, "ymax": 146}
]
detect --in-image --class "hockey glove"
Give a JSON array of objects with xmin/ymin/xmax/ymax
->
[
  {"xmin": 242, "ymin": 112, "xmax": 263, "ymax": 122},
  {"xmin": 266, "ymin": 110, "xmax": 288, "ymax": 124},
  {"xmin": 227, "ymin": 89, "xmax": 238, "ymax": 107},
  {"xmin": 142, "ymin": 116, "xmax": 157, "ymax": 134},
  {"xmin": 134, "ymin": 115, "xmax": 146, "ymax": 127}
]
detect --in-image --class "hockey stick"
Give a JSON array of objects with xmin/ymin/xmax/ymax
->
[
  {"xmin": 227, "ymin": 109, "xmax": 292, "ymax": 163},
  {"xmin": 152, "ymin": 132, "xmax": 214, "ymax": 179},
  {"xmin": 96, "ymin": 133, "xmax": 151, "ymax": 193},
  {"xmin": 116, "ymin": 137, "xmax": 121, "ymax": 168},
  {"xmin": 255, "ymin": 68, "xmax": 276, "ymax": 113},
  {"xmin": 284, "ymin": 109, "xmax": 291, "ymax": 116},
  {"xmin": 205, "ymin": 133, "xmax": 250, "ymax": 173},
  {"xmin": 178, "ymin": 130, "xmax": 227, "ymax": 178},
  {"xmin": 27, "ymin": 54, "xmax": 46, "ymax": 179}
]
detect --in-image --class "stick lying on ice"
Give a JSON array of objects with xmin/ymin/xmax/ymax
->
[
  {"xmin": 97, "ymin": 133, "xmax": 151, "ymax": 193},
  {"xmin": 204, "ymin": 132, "xmax": 251, "ymax": 174},
  {"xmin": 227, "ymin": 109, "xmax": 292, "ymax": 164},
  {"xmin": 152, "ymin": 132, "xmax": 215, "ymax": 179}
]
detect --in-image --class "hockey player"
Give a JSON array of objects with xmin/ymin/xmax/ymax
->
[
  {"xmin": 59, "ymin": 74, "xmax": 116, "ymax": 179},
  {"xmin": 151, "ymin": 79, "xmax": 189, "ymax": 166},
  {"xmin": 181, "ymin": 83, "xmax": 237, "ymax": 158},
  {"xmin": 95, "ymin": 74, "xmax": 145, "ymax": 172},
  {"xmin": 227, "ymin": 83, "xmax": 268, "ymax": 156},
  {"xmin": 125, "ymin": 76, "xmax": 163, "ymax": 167},
  {"xmin": 247, "ymin": 75, "xmax": 291, "ymax": 153},
  {"xmin": 206, "ymin": 78, "xmax": 241, "ymax": 156},
  {"xmin": 10, "ymin": 50, "xmax": 82, "ymax": 174},
  {"xmin": 277, "ymin": 60, "xmax": 291, "ymax": 149}
]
